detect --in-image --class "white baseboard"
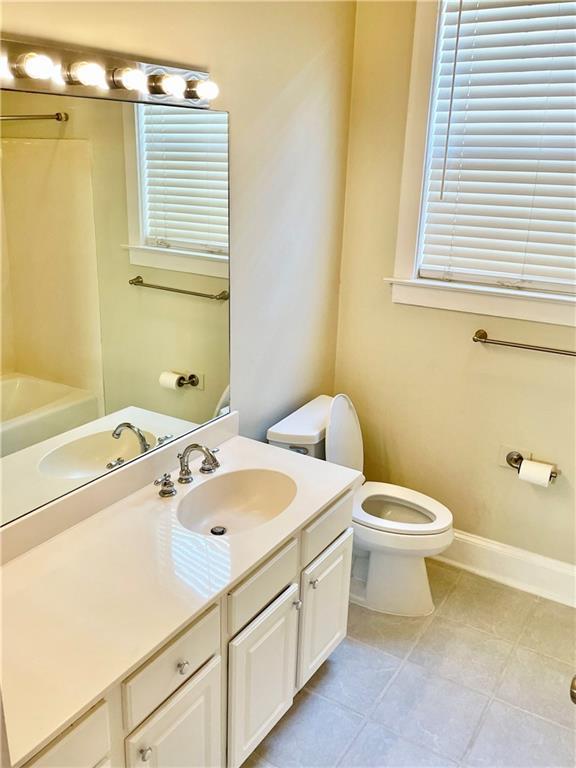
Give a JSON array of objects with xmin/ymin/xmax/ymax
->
[{"xmin": 436, "ymin": 529, "xmax": 575, "ymax": 608}]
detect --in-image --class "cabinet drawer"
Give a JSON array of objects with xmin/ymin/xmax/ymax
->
[
  {"xmin": 122, "ymin": 604, "xmax": 220, "ymax": 732},
  {"xmin": 228, "ymin": 539, "xmax": 298, "ymax": 636},
  {"xmin": 26, "ymin": 703, "xmax": 109, "ymax": 768},
  {"xmin": 301, "ymin": 492, "xmax": 353, "ymax": 566}
]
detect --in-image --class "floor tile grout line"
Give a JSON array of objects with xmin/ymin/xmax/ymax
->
[
  {"xmin": 336, "ymin": 716, "xmax": 465, "ymax": 767},
  {"xmin": 335, "ymin": 719, "xmax": 371, "ymax": 768},
  {"xmin": 301, "ymin": 686, "xmax": 370, "ymax": 720},
  {"xmin": 491, "ymin": 696, "xmax": 576, "ymax": 732}
]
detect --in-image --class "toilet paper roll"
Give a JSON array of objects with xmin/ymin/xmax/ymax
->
[
  {"xmin": 159, "ymin": 371, "xmax": 184, "ymax": 390},
  {"xmin": 518, "ymin": 459, "xmax": 555, "ymax": 488}
]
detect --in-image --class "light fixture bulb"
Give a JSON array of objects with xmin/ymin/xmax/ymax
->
[
  {"xmin": 69, "ymin": 61, "xmax": 108, "ymax": 89},
  {"xmin": 193, "ymin": 79, "xmax": 220, "ymax": 101},
  {"xmin": 16, "ymin": 52, "xmax": 55, "ymax": 80},
  {"xmin": 114, "ymin": 67, "xmax": 148, "ymax": 93},
  {"xmin": 159, "ymin": 73, "xmax": 186, "ymax": 98}
]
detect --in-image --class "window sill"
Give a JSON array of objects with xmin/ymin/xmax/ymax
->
[
  {"xmin": 386, "ymin": 278, "xmax": 575, "ymax": 327},
  {"xmin": 125, "ymin": 245, "xmax": 229, "ymax": 279}
]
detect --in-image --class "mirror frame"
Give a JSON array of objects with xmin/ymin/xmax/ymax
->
[{"xmin": 0, "ymin": 34, "xmax": 231, "ymax": 524}]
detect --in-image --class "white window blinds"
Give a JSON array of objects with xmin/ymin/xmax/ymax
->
[
  {"xmin": 137, "ymin": 105, "xmax": 228, "ymax": 256},
  {"xmin": 417, "ymin": 0, "xmax": 576, "ymax": 294}
]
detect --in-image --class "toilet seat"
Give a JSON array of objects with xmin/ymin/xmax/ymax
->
[{"xmin": 353, "ymin": 482, "xmax": 452, "ymax": 536}]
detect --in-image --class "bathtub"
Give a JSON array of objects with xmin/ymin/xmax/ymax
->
[{"xmin": 1, "ymin": 373, "xmax": 99, "ymax": 457}]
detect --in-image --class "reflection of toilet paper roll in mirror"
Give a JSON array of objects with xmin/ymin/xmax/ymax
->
[
  {"xmin": 518, "ymin": 459, "xmax": 555, "ymax": 487},
  {"xmin": 159, "ymin": 371, "xmax": 184, "ymax": 390}
]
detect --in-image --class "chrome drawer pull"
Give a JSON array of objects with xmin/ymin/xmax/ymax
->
[
  {"xmin": 310, "ymin": 579, "xmax": 319, "ymax": 589},
  {"xmin": 176, "ymin": 660, "xmax": 190, "ymax": 675},
  {"xmin": 139, "ymin": 747, "xmax": 153, "ymax": 762}
]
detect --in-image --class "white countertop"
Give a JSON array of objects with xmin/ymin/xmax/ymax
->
[{"xmin": 1, "ymin": 436, "xmax": 362, "ymax": 766}]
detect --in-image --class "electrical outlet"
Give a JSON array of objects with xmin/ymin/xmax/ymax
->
[{"xmin": 497, "ymin": 444, "xmax": 532, "ymax": 469}]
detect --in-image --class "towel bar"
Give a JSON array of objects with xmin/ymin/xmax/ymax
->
[
  {"xmin": 473, "ymin": 329, "xmax": 576, "ymax": 357},
  {"xmin": 129, "ymin": 275, "xmax": 229, "ymax": 301}
]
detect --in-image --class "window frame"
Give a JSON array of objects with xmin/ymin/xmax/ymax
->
[
  {"xmin": 390, "ymin": 0, "xmax": 575, "ymax": 327},
  {"xmin": 122, "ymin": 104, "xmax": 229, "ymax": 279}
]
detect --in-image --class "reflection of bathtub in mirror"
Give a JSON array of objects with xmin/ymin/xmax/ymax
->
[{"xmin": 0, "ymin": 373, "xmax": 99, "ymax": 457}]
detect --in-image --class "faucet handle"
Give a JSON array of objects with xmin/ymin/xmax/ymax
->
[
  {"xmin": 199, "ymin": 447, "xmax": 221, "ymax": 474},
  {"xmin": 154, "ymin": 473, "xmax": 177, "ymax": 497}
]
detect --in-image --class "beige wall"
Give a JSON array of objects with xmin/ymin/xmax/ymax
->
[
  {"xmin": 2, "ymin": 1, "xmax": 356, "ymax": 438},
  {"xmin": 335, "ymin": 1, "xmax": 575, "ymax": 564}
]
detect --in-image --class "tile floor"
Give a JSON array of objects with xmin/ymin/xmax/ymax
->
[{"xmin": 246, "ymin": 562, "xmax": 576, "ymax": 768}]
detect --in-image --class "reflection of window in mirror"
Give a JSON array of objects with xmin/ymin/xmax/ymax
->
[{"xmin": 123, "ymin": 104, "xmax": 229, "ymax": 278}]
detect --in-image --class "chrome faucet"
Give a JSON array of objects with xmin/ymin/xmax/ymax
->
[
  {"xmin": 112, "ymin": 422, "xmax": 151, "ymax": 454},
  {"xmin": 177, "ymin": 443, "xmax": 220, "ymax": 484}
]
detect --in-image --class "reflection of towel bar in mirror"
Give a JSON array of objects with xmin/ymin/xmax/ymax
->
[
  {"xmin": 128, "ymin": 275, "xmax": 229, "ymax": 301},
  {"xmin": 0, "ymin": 112, "xmax": 69, "ymax": 122}
]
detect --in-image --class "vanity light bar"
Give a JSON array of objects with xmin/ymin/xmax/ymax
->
[{"xmin": 0, "ymin": 37, "xmax": 219, "ymax": 106}]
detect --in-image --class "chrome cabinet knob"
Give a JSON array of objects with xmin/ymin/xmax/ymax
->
[
  {"xmin": 310, "ymin": 578, "xmax": 319, "ymax": 589},
  {"xmin": 293, "ymin": 599, "xmax": 303, "ymax": 610},
  {"xmin": 177, "ymin": 660, "xmax": 190, "ymax": 675},
  {"xmin": 139, "ymin": 747, "xmax": 153, "ymax": 762}
]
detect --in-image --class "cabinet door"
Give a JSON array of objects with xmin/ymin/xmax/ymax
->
[
  {"xmin": 228, "ymin": 583, "xmax": 299, "ymax": 768},
  {"xmin": 125, "ymin": 656, "xmax": 221, "ymax": 768},
  {"xmin": 297, "ymin": 528, "xmax": 353, "ymax": 689}
]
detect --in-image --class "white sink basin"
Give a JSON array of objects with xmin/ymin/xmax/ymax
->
[
  {"xmin": 39, "ymin": 430, "xmax": 156, "ymax": 479},
  {"xmin": 177, "ymin": 469, "xmax": 297, "ymax": 536}
]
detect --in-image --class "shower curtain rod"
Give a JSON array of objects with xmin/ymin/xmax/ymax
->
[{"xmin": 0, "ymin": 112, "xmax": 69, "ymax": 122}]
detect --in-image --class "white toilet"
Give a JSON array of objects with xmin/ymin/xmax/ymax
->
[{"xmin": 268, "ymin": 394, "xmax": 453, "ymax": 616}]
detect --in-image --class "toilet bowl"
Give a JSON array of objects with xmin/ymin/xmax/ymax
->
[
  {"xmin": 267, "ymin": 394, "xmax": 454, "ymax": 617},
  {"xmin": 352, "ymin": 482, "xmax": 453, "ymax": 616}
]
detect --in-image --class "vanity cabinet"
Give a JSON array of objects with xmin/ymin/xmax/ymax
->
[
  {"xmin": 18, "ymin": 492, "xmax": 355, "ymax": 768},
  {"xmin": 125, "ymin": 656, "xmax": 222, "ymax": 768},
  {"xmin": 297, "ymin": 528, "xmax": 353, "ymax": 689},
  {"xmin": 227, "ymin": 583, "xmax": 300, "ymax": 768}
]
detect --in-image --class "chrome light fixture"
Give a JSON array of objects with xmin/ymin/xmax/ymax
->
[{"xmin": 1, "ymin": 36, "xmax": 220, "ymax": 108}]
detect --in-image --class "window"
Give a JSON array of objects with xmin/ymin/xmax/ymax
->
[
  {"xmin": 393, "ymin": 0, "xmax": 576, "ymax": 325},
  {"xmin": 125, "ymin": 103, "xmax": 229, "ymax": 278}
]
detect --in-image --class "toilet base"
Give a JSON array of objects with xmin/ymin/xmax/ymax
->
[{"xmin": 365, "ymin": 551, "xmax": 434, "ymax": 617}]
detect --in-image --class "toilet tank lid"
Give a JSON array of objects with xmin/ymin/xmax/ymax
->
[{"xmin": 266, "ymin": 395, "xmax": 334, "ymax": 445}]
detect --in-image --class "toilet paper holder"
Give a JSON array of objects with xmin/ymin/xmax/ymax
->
[
  {"xmin": 176, "ymin": 374, "xmax": 199, "ymax": 388},
  {"xmin": 506, "ymin": 451, "xmax": 558, "ymax": 482}
]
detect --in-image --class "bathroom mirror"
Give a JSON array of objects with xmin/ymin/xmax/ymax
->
[{"xmin": 1, "ymin": 74, "xmax": 230, "ymax": 525}]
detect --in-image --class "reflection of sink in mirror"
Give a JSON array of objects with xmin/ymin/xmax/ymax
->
[
  {"xmin": 177, "ymin": 469, "xmax": 297, "ymax": 536},
  {"xmin": 38, "ymin": 430, "xmax": 157, "ymax": 480}
]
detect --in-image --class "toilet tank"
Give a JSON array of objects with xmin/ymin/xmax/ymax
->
[{"xmin": 266, "ymin": 395, "xmax": 333, "ymax": 458}]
